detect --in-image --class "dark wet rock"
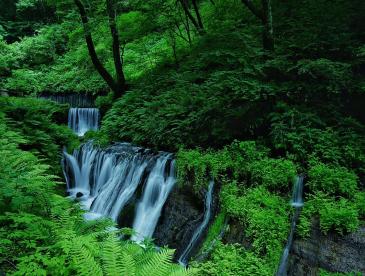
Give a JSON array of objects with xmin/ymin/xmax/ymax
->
[
  {"xmin": 153, "ymin": 184, "xmax": 218, "ymax": 260},
  {"xmin": 76, "ymin": 192, "xmax": 84, "ymax": 198},
  {"xmin": 288, "ymin": 221, "xmax": 365, "ymax": 275}
]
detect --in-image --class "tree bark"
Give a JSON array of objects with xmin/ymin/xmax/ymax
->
[
  {"xmin": 106, "ymin": 0, "xmax": 126, "ymax": 98},
  {"xmin": 192, "ymin": 0, "xmax": 204, "ymax": 30},
  {"xmin": 74, "ymin": 0, "xmax": 118, "ymax": 93},
  {"xmin": 74, "ymin": 0, "xmax": 127, "ymax": 98},
  {"xmin": 240, "ymin": 0, "xmax": 274, "ymax": 51},
  {"xmin": 261, "ymin": 0, "xmax": 274, "ymax": 51},
  {"xmin": 178, "ymin": 0, "xmax": 204, "ymax": 34}
]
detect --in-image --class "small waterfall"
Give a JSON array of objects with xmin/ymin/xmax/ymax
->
[
  {"xmin": 277, "ymin": 175, "xmax": 305, "ymax": 276},
  {"xmin": 68, "ymin": 108, "xmax": 100, "ymax": 136},
  {"xmin": 178, "ymin": 180, "xmax": 214, "ymax": 266},
  {"xmin": 131, "ymin": 156, "xmax": 176, "ymax": 242},
  {"xmin": 39, "ymin": 93, "xmax": 94, "ymax": 107},
  {"xmin": 62, "ymin": 143, "xmax": 175, "ymax": 228}
]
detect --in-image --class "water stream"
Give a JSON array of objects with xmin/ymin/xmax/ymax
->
[
  {"xmin": 178, "ymin": 180, "xmax": 214, "ymax": 266},
  {"xmin": 62, "ymin": 141, "xmax": 176, "ymax": 241},
  {"xmin": 68, "ymin": 108, "xmax": 100, "ymax": 136},
  {"xmin": 276, "ymin": 175, "xmax": 305, "ymax": 276}
]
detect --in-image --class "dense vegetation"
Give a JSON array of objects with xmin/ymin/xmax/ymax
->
[{"xmin": 1, "ymin": 0, "xmax": 364, "ymax": 275}]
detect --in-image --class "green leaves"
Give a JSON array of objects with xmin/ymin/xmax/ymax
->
[{"xmin": 308, "ymin": 162, "xmax": 358, "ymax": 197}]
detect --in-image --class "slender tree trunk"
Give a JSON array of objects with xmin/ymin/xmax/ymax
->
[
  {"xmin": 192, "ymin": 0, "xmax": 204, "ymax": 30},
  {"xmin": 178, "ymin": 0, "xmax": 204, "ymax": 34},
  {"xmin": 106, "ymin": 0, "xmax": 126, "ymax": 98},
  {"xmin": 74, "ymin": 0, "xmax": 118, "ymax": 93},
  {"xmin": 262, "ymin": 0, "xmax": 274, "ymax": 51},
  {"xmin": 240, "ymin": 0, "xmax": 274, "ymax": 51}
]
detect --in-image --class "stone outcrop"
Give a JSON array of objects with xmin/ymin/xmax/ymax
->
[
  {"xmin": 288, "ymin": 222, "xmax": 365, "ymax": 275},
  {"xmin": 153, "ymin": 184, "xmax": 218, "ymax": 260}
]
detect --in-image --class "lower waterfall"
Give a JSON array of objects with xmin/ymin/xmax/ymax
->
[
  {"xmin": 178, "ymin": 180, "xmax": 214, "ymax": 266},
  {"xmin": 62, "ymin": 142, "xmax": 176, "ymax": 241},
  {"xmin": 68, "ymin": 108, "xmax": 100, "ymax": 136},
  {"xmin": 276, "ymin": 175, "xmax": 304, "ymax": 276},
  {"xmin": 131, "ymin": 156, "xmax": 176, "ymax": 242}
]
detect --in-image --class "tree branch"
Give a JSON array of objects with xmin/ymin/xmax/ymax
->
[
  {"xmin": 192, "ymin": 0, "xmax": 204, "ymax": 29},
  {"xmin": 106, "ymin": 0, "xmax": 126, "ymax": 98},
  {"xmin": 178, "ymin": 0, "xmax": 203, "ymax": 34},
  {"xmin": 74, "ymin": 0, "xmax": 118, "ymax": 93},
  {"xmin": 241, "ymin": 0, "xmax": 264, "ymax": 21}
]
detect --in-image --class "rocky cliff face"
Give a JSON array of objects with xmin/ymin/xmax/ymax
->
[
  {"xmin": 153, "ymin": 185, "xmax": 218, "ymax": 260},
  {"xmin": 288, "ymin": 222, "xmax": 365, "ymax": 275}
]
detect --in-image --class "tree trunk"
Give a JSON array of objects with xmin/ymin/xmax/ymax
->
[
  {"xmin": 261, "ymin": 0, "xmax": 274, "ymax": 51},
  {"xmin": 192, "ymin": 0, "xmax": 204, "ymax": 30},
  {"xmin": 74, "ymin": 0, "xmax": 118, "ymax": 93},
  {"xmin": 240, "ymin": 0, "xmax": 274, "ymax": 51},
  {"xmin": 106, "ymin": 0, "xmax": 126, "ymax": 99},
  {"xmin": 178, "ymin": 0, "xmax": 204, "ymax": 34}
]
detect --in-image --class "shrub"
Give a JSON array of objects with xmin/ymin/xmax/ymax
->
[
  {"xmin": 319, "ymin": 199, "xmax": 359, "ymax": 234},
  {"xmin": 221, "ymin": 185, "xmax": 289, "ymax": 267},
  {"xmin": 298, "ymin": 193, "xmax": 361, "ymax": 236},
  {"xmin": 193, "ymin": 242, "xmax": 271, "ymax": 276},
  {"xmin": 248, "ymin": 158, "xmax": 296, "ymax": 190},
  {"xmin": 307, "ymin": 162, "xmax": 358, "ymax": 196}
]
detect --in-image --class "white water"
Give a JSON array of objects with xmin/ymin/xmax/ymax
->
[
  {"xmin": 39, "ymin": 94, "xmax": 94, "ymax": 107},
  {"xmin": 68, "ymin": 108, "xmax": 99, "ymax": 136},
  {"xmin": 277, "ymin": 175, "xmax": 304, "ymax": 276},
  {"xmin": 62, "ymin": 143, "xmax": 176, "ymax": 232},
  {"xmin": 178, "ymin": 180, "xmax": 214, "ymax": 266},
  {"xmin": 131, "ymin": 156, "xmax": 176, "ymax": 242}
]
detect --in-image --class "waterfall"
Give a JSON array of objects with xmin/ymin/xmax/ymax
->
[
  {"xmin": 39, "ymin": 93, "xmax": 94, "ymax": 107},
  {"xmin": 68, "ymin": 108, "xmax": 100, "ymax": 136},
  {"xmin": 276, "ymin": 175, "xmax": 305, "ymax": 276},
  {"xmin": 131, "ymin": 156, "xmax": 176, "ymax": 242},
  {"xmin": 178, "ymin": 180, "xmax": 214, "ymax": 266},
  {"xmin": 62, "ymin": 143, "xmax": 175, "ymax": 229}
]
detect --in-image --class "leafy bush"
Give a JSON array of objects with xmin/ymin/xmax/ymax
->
[
  {"xmin": 298, "ymin": 193, "xmax": 361, "ymax": 236},
  {"xmin": 319, "ymin": 198, "xmax": 359, "ymax": 234},
  {"xmin": 0, "ymin": 97, "xmax": 79, "ymax": 174},
  {"xmin": 307, "ymin": 162, "xmax": 358, "ymax": 197},
  {"xmin": 248, "ymin": 158, "xmax": 296, "ymax": 190},
  {"xmin": 193, "ymin": 242, "xmax": 271, "ymax": 276},
  {"xmin": 221, "ymin": 185, "xmax": 289, "ymax": 268}
]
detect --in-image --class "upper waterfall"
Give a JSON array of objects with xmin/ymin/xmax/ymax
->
[
  {"xmin": 62, "ymin": 142, "xmax": 176, "ymax": 241},
  {"xmin": 39, "ymin": 93, "xmax": 95, "ymax": 107},
  {"xmin": 68, "ymin": 108, "xmax": 100, "ymax": 136}
]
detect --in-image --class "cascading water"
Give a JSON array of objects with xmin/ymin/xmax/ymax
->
[
  {"xmin": 276, "ymin": 175, "xmax": 305, "ymax": 276},
  {"xmin": 131, "ymin": 156, "xmax": 176, "ymax": 242},
  {"xmin": 62, "ymin": 142, "xmax": 176, "ymax": 236},
  {"xmin": 68, "ymin": 108, "xmax": 100, "ymax": 136},
  {"xmin": 39, "ymin": 93, "xmax": 94, "ymax": 107},
  {"xmin": 178, "ymin": 180, "xmax": 214, "ymax": 266}
]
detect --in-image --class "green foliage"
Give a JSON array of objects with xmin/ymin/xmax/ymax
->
[
  {"xmin": 308, "ymin": 162, "xmax": 358, "ymax": 197},
  {"xmin": 298, "ymin": 193, "xmax": 361, "ymax": 237},
  {"xmin": 319, "ymin": 199, "xmax": 359, "ymax": 235},
  {"xmin": 248, "ymin": 158, "xmax": 296, "ymax": 190},
  {"xmin": 193, "ymin": 242, "xmax": 271, "ymax": 276},
  {"xmin": 0, "ymin": 97, "xmax": 79, "ymax": 174},
  {"xmin": 221, "ymin": 185, "xmax": 289, "ymax": 265},
  {"xmin": 177, "ymin": 140, "xmax": 294, "ymax": 192}
]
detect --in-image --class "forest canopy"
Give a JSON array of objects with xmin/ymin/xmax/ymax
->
[{"xmin": 0, "ymin": 0, "xmax": 364, "ymax": 275}]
